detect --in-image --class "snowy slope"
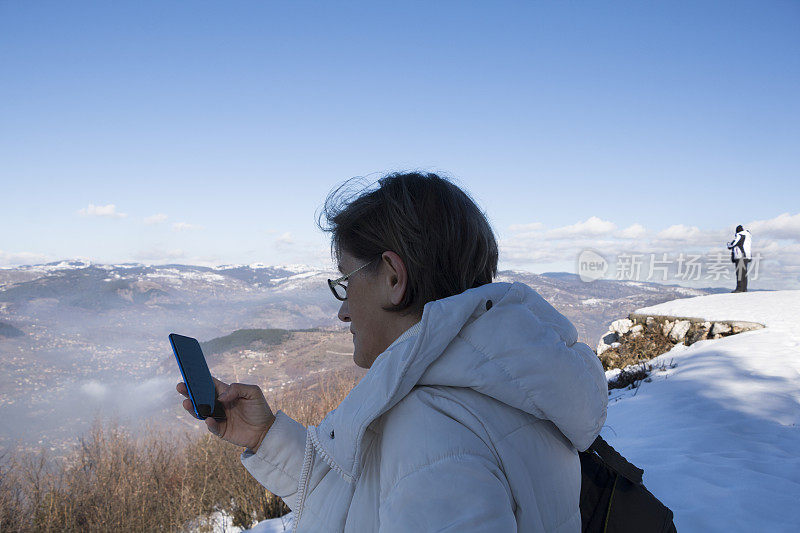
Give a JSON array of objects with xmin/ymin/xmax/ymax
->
[
  {"xmin": 245, "ymin": 512, "xmax": 294, "ymax": 532},
  {"xmin": 605, "ymin": 290, "xmax": 800, "ymax": 532},
  {"xmin": 244, "ymin": 291, "xmax": 800, "ymax": 532}
]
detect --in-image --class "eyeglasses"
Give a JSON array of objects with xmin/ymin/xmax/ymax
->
[{"xmin": 327, "ymin": 258, "xmax": 376, "ymax": 301}]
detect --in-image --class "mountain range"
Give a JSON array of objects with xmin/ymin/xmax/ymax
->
[{"xmin": 0, "ymin": 259, "xmax": 727, "ymax": 458}]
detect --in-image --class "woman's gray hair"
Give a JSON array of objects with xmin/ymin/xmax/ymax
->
[{"xmin": 318, "ymin": 171, "xmax": 498, "ymax": 315}]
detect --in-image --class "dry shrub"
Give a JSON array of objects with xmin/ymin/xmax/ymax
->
[
  {"xmin": 598, "ymin": 328, "xmax": 674, "ymax": 371},
  {"xmin": 608, "ymin": 358, "xmax": 677, "ymax": 391},
  {"xmin": 0, "ymin": 368, "xmax": 360, "ymax": 532},
  {"xmin": 0, "ymin": 449, "xmax": 26, "ymax": 531},
  {"xmin": 608, "ymin": 363, "xmax": 651, "ymax": 390},
  {"xmin": 273, "ymin": 368, "xmax": 362, "ymax": 427}
]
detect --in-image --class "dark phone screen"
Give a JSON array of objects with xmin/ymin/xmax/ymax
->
[{"xmin": 169, "ymin": 333, "xmax": 217, "ymax": 419}]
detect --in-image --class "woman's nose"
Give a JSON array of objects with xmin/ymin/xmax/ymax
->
[{"xmin": 338, "ymin": 300, "xmax": 350, "ymax": 322}]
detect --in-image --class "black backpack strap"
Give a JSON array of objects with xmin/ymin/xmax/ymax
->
[{"xmin": 588, "ymin": 436, "xmax": 644, "ymax": 485}]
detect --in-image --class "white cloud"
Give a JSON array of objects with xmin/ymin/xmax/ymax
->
[
  {"xmin": 81, "ymin": 380, "xmax": 108, "ymax": 399},
  {"xmin": 498, "ymin": 216, "xmax": 800, "ymax": 289},
  {"xmin": 132, "ymin": 247, "xmax": 186, "ymax": 261},
  {"xmin": 77, "ymin": 203, "xmax": 127, "ymax": 218},
  {"xmin": 0, "ymin": 250, "xmax": 51, "ymax": 266},
  {"xmin": 547, "ymin": 216, "xmax": 616, "ymax": 239},
  {"xmin": 508, "ymin": 222, "xmax": 545, "ymax": 232},
  {"xmin": 656, "ymin": 224, "xmax": 702, "ymax": 241},
  {"xmin": 74, "ymin": 377, "xmax": 174, "ymax": 419},
  {"xmin": 500, "ymin": 240, "xmax": 564, "ymax": 264},
  {"xmin": 747, "ymin": 213, "xmax": 800, "ymax": 241},
  {"xmin": 144, "ymin": 213, "xmax": 168, "ymax": 225},
  {"xmin": 276, "ymin": 232, "xmax": 294, "ymax": 246},
  {"xmin": 172, "ymin": 222, "xmax": 202, "ymax": 231},
  {"xmin": 617, "ymin": 223, "xmax": 647, "ymax": 239}
]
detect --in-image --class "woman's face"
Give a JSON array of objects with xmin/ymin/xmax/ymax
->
[{"xmin": 335, "ymin": 249, "xmax": 418, "ymax": 369}]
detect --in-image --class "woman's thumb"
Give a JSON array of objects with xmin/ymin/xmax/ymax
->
[{"xmin": 220, "ymin": 383, "xmax": 246, "ymax": 401}]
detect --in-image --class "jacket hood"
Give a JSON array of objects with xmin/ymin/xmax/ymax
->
[{"xmin": 312, "ymin": 282, "xmax": 608, "ymax": 481}]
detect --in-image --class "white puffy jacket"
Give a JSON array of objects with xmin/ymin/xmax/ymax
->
[
  {"xmin": 241, "ymin": 281, "xmax": 608, "ymax": 532},
  {"xmin": 727, "ymin": 229, "xmax": 752, "ymax": 261}
]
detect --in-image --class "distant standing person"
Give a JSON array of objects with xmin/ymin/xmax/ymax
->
[{"xmin": 726, "ymin": 224, "xmax": 752, "ymax": 292}]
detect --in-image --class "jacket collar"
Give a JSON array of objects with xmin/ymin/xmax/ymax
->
[
  {"xmin": 312, "ymin": 283, "xmax": 513, "ymax": 479},
  {"xmin": 310, "ymin": 281, "xmax": 607, "ymax": 480}
]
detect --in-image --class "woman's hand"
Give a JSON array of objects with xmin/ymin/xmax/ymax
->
[{"xmin": 176, "ymin": 377, "xmax": 276, "ymax": 451}]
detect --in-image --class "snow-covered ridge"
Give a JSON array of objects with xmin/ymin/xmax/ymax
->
[
  {"xmin": 0, "ymin": 259, "xmax": 332, "ymax": 275},
  {"xmin": 210, "ymin": 262, "xmax": 328, "ymax": 272},
  {"xmin": 271, "ymin": 263, "xmax": 328, "ymax": 274},
  {"xmin": 0, "ymin": 259, "xmax": 95, "ymax": 271},
  {"xmin": 601, "ymin": 290, "xmax": 800, "ymax": 531},
  {"xmin": 635, "ymin": 290, "xmax": 800, "ymax": 333},
  {"xmin": 270, "ymin": 271, "xmax": 325, "ymax": 283},
  {"xmin": 144, "ymin": 270, "xmax": 228, "ymax": 283}
]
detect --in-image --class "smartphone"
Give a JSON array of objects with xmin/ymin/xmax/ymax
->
[{"xmin": 169, "ymin": 333, "xmax": 226, "ymax": 421}]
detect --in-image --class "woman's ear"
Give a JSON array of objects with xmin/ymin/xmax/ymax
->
[{"xmin": 380, "ymin": 251, "xmax": 408, "ymax": 306}]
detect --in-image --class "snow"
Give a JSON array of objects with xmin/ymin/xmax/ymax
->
[
  {"xmin": 243, "ymin": 512, "xmax": 294, "ymax": 532},
  {"xmin": 581, "ymin": 298, "xmax": 603, "ymax": 305},
  {"xmin": 271, "ymin": 271, "xmax": 333, "ymax": 292},
  {"xmin": 187, "ymin": 509, "xmax": 293, "ymax": 532},
  {"xmin": 674, "ymin": 286, "xmax": 706, "ymax": 296},
  {"xmin": 603, "ymin": 290, "xmax": 800, "ymax": 531},
  {"xmin": 242, "ymin": 291, "xmax": 800, "ymax": 532},
  {"xmin": 144, "ymin": 269, "xmax": 228, "ymax": 283},
  {"xmin": 636, "ymin": 290, "xmax": 800, "ymax": 333},
  {"xmin": 270, "ymin": 271, "xmax": 322, "ymax": 284},
  {"xmin": 0, "ymin": 259, "xmax": 94, "ymax": 271},
  {"xmin": 272, "ymin": 264, "xmax": 325, "ymax": 274}
]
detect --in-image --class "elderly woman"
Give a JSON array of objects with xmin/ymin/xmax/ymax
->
[{"xmin": 176, "ymin": 172, "xmax": 607, "ymax": 532}]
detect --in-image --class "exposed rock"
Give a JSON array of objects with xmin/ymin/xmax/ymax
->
[
  {"xmin": 729, "ymin": 321, "xmax": 762, "ymax": 334},
  {"xmin": 610, "ymin": 319, "xmax": 633, "ymax": 335},
  {"xmin": 597, "ymin": 331, "xmax": 619, "ymax": 355},
  {"xmin": 669, "ymin": 320, "xmax": 692, "ymax": 342},
  {"xmin": 710, "ymin": 322, "xmax": 732, "ymax": 336},
  {"xmin": 686, "ymin": 321, "xmax": 711, "ymax": 346},
  {"xmin": 599, "ymin": 312, "xmax": 765, "ymax": 373}
]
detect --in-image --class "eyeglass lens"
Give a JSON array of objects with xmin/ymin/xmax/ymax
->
[{"xmin": 334, "ymin": 282, "xmax": 347, "ymax": 299}]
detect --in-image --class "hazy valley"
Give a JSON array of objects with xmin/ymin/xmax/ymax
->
[{"xmin": 0, "ymin": 260, "xmax": 726, "ymax": 458}]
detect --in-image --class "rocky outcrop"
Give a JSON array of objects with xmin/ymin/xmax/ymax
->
[
  {"xmin": 667, "ymin": 320, "xmax": 692, "ymax": 342},
  {"xmin": 596, "ymin": 313, "xmax": 763, "ymax": 370},
  {"xmin": 610, "ymin": 318, "xmax": 633, "ymax": 335}
]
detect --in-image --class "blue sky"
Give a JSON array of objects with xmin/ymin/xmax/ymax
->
[{"xmin": 1, "ymin": 1, "xmax": 798, "ymax": 287}]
